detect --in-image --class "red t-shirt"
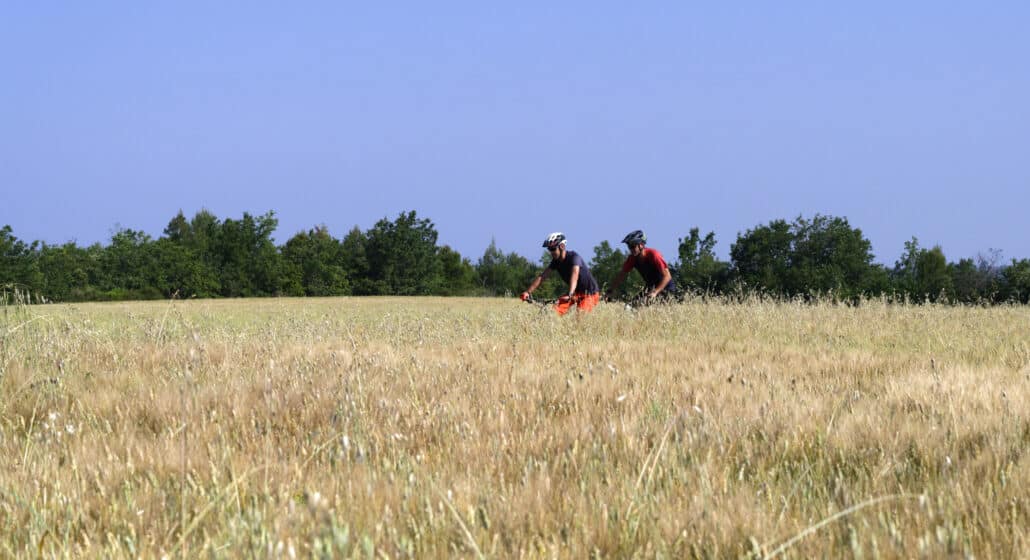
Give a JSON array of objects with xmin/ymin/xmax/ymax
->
[{"xmin": 622, "ymin": 247, "xmax": 670, "ymax": 288}]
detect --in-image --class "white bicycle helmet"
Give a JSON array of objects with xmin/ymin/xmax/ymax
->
[{"xmin": 542, "ymin": 232, "xmax": 567, "ymax": 249}]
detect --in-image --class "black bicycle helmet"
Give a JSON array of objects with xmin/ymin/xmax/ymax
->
[{"xmin": 621, "ymin": 230, "xmax": 646, "ymax": 246}]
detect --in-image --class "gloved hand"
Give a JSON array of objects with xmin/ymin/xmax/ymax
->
[
  {"xmin": 558, "ymin": 294, "xmax": 573, "ymax": 304},
  {"xmin": 520, "ymin": 291, "xmax": 531, "ymax": 302}
]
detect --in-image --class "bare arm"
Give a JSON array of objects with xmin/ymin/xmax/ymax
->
[
  {"xmin": 525, "ymin": 268, "xmax": 551, "ymax": 295},
  {"xmin": 607, "ymin": 269, "xmax": 630, "ymax": 296},
  {"xmin": 650, "ymin": 267, "xmax": 672, "ymax": 296}
]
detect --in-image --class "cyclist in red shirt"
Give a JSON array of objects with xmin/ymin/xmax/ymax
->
[
  {"xmin": 520, "ymin": 232, "xmax": 601, "ymax": 315},
  {"xmin": 605, "ymin": 230, "xmax": 678, "ymax": 303}
]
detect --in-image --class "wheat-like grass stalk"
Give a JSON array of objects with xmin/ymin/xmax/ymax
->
[
  {"xmin": 435, "ymin": 484, "xmax": 485, "ymax": 560},
  {"xmin": 763, "ymin": 493, "xmax": 924, "ymax": 559}
]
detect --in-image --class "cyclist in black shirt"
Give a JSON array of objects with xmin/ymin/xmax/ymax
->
[{"xmin": 520, "ymin": 232, "xmax": 601, "ymax": 315}]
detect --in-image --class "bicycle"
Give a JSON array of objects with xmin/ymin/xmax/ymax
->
[
  {"xmin": 604, "ymin": 286, "xmax": 683, "ymax": 310},
  {"xmin": 522, "ymin": 293, "xmax": 580, "ymax": 314}
]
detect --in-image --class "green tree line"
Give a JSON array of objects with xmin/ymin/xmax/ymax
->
[{"xmin": 2, "ymin": 211, "xmax": 1029, "ymax": 304}]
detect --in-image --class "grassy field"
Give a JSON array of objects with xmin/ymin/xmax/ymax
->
[{"xmin": 0, "ymin": 296, "xmax": 1027, "ymax": 558}]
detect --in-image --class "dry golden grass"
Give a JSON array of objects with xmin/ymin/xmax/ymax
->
[{"xmin": 0, "ymin": 296, "xmax": 1027, "ymax": 558}]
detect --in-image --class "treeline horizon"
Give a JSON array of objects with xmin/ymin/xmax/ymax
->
[{"xmin": 2, "ymin": 209, "xmax": 1029, "ymax": 304}]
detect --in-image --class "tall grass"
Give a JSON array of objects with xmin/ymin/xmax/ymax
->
[{"xmin": 0, "ymin": 296, "xmax": 1026, "ymax": 558}]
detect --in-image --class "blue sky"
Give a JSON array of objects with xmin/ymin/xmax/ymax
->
[{"xmin": 2, "ymin": 3, "xmax": 1027, "ymax": 265}]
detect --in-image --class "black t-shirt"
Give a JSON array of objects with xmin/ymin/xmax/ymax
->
[{"xmin": 548, "ymin": 250, "xmax": 600, "ymax": 294}]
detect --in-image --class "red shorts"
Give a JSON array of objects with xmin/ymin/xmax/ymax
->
[{"xmin": 555, "ymin": 293, "xmax": 600, "ymax": 316}]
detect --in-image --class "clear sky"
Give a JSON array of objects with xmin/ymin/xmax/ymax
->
[{"xmin": 3, "ymin": 3, "xmax": 1027, "ymax": 265}]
